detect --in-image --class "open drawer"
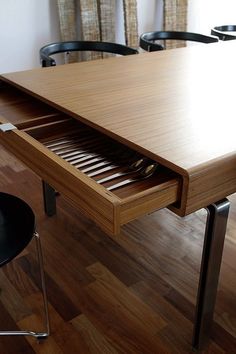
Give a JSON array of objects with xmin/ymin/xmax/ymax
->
[{"xmin": 0, "ymin": 81, "xmax": 181, "ymax": 235}]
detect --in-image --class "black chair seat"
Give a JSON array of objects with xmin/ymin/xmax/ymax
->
[
  {"xmin": 140, "ymin": 31, "xmax": 218, "ymax": 52},
  {"xmin": 211, "ymin": 25, "xmax": 236, "ymax": 41},
  {"xmin": 0, "ymin": 192, "xmax": 35, "ymax": 267},
  {"xmin": 0, "ymin": 192, "xmax": 49, "ymax": 339}
]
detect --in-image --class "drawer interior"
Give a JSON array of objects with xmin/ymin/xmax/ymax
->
[
  {"xmin": 0, "ymin": 81, "xmax": 64, "ymax": 125},
  {"xmin": 23, "ymin": 118, "xmax": 181, "ymax": 201}
]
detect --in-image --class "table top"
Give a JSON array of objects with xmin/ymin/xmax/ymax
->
[
  {"xmin": 2, "ymin": 41, "xmax": 236, "ymax": 175},
  {"xmin": 1, "ymin": 41, "xmax": 236, "ymax": 214}
]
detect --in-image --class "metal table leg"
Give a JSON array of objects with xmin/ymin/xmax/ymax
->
[
  {"xmin": 192, "ymin": 198, "xmax": 230, "ymax": 350},
  {"xmin": 42, "ymin": 181, "xmax": 56, "ymax": 216}
]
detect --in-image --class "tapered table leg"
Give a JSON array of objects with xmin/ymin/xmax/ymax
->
[
  {"xmin": 192, "ymin": 199, "xmax": 230, "ymax": 350},
  {"xmin": 42, "ymin": 181, "xmax": 56, "ymax": 216}
]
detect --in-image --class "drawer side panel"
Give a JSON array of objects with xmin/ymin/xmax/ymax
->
[{"xmin": 184, "ymin": 154, "xmax": 236, "ymax": 215}]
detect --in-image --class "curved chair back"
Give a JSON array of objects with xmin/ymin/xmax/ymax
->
[
  {"xmin": 140, "ymin": 31, "xmax": 218, "ymax": 52},
  {"xmin": 211, "ymin": 25, "xmax": 236, "ymax": 41},
  {"xmin": 40, "ymin": 40, "xmax": 139, "ymax": 67}
]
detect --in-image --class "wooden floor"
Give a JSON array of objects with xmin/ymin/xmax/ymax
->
[{"xmin": 0, "ymin": 145, "xmax": 236, "ymax": 354}]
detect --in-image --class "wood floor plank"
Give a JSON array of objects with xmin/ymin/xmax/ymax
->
[
  {"xmin": 0, "ymin": 269, "xmax": 32, "ymax": 322},
  {"xmin": 87, "ymin": 262, "xmax": 167, "ymax": 332},
  {"xmin": 3, "ymin": 260, "xmax": 38, "ymax": 298},
  {"xmin": 53, "ymin": 321, "xmax": 91, "ymax": 354},
  {"xmin": 0, "ymin": 146, "xmax": 25, "ymax": 172},
  {"xmin": 212, "ymin": 322, "xmax": 236, "ymax": 353},
  {"xmin": 72, "ymin": 314, "xmax": 120, "ymax": 354},
  {"xmin": 84, "ymin": 262, "xmax": 168, "ymax": 353},
  {"xmin": 0, "ymin": 146, "xmax": 236, "ymax": 353},
  {"xmin": 130, "ymin": 280, "xmax": 193, "ymax": 338},
  {"xmin": 0, "ymin": 301, "xmax": 35, "ymax": 354},
  {"xmin": 17, "ymin": 255, "xmax": 81, "ymax": 322},
  {"xmin": 18, "ymin": 314, "xmax": 64, "ymax": 354}
]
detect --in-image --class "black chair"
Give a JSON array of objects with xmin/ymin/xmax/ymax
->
[
  {"xmin": 140, "ymin": 31, "xmax": 218, "ymax": 52},
  {"xmin": 40, "ymin": 40, "xmax": 138, "ymax": 67},
  {"xmin": 0, "ymin": 192, "xmax": 49, "ymax": 339},
  {"xmin": 39, "ymin": 40, "xmax": 138, "ymax": 216},
  {"xmin": 211, "ymin": 25, "xmax": 236, "ymax": 41}
]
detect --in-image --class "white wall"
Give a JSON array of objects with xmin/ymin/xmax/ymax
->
[
  {"xmin": 0, "ymin": 0, "xmax": 163, "ymax": 74},
  {"xmin": 0, "ymin": 0, "xmax": 60, "ymax": 73},
  {"xmin": 188, "ymin": 0, "xmax": 236, "ymax": 34},
  {"xmin": 137, "ymin": 0, "xmax": 163, "ymax": 34}
]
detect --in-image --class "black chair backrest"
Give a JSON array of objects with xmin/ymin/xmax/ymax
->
[
  {"xmin": 140, "ymin": 31, "xmax": 218, "ymax": 52},
  {"xmin": 211, "ymin": 25, "xmax": 236, "ymax": 41},
  {"xmin": 40, "ymin": 40, "xmax": 139, "ymax": 67}
]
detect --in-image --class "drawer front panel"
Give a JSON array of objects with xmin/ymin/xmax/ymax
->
[{"xmin": 120, "ymin": 179, "xmax": 180, "ymax": 225}]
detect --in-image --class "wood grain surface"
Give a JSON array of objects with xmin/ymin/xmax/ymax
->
[
  {"xmin": 0, "ymin": 145, "xmax": 236, "ymax": 353},
  {"xmin": 1, "ymin": 41, "xmax": 235, "ymax": 171},
  {"xmin": 0, "ymin": 41, "xmax": 236, "ymax": 352},
  {"xmin": 1, "ymin": 41, "xmax": 236, "ymax": 216},
  {"xmin": 0, "ymin": 82, "xmax": 180, "ymax": 235}
]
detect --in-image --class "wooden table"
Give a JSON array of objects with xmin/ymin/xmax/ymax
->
[{"xmin": 0, "ymin": 40, "xmax": 236, "ymax": 350}]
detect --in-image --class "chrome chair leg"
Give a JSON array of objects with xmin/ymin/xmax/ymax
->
[
  {"xmin": 0, "ymin": 231, "xmax": 50, "ymax": 339},
  {"xmin": 34, "ymin": 231, "xmax": 50, "ymax": 338}
]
